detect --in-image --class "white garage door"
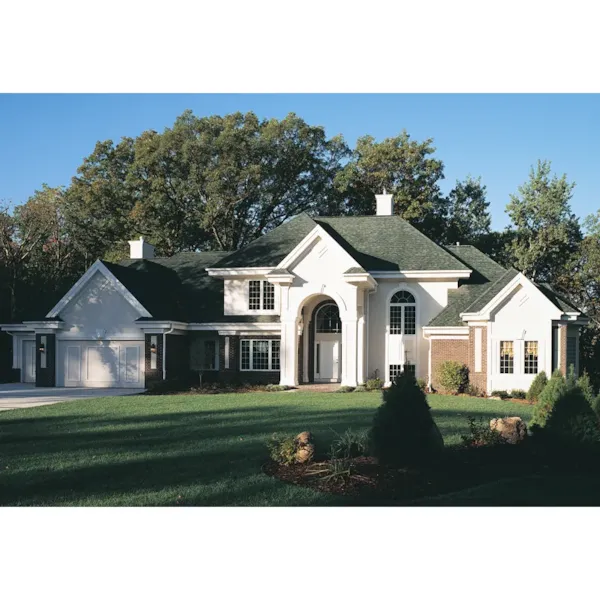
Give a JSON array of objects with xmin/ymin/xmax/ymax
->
[{"xmin": 57, "ymin": 341, "xmax": 144, "ymax": 388}]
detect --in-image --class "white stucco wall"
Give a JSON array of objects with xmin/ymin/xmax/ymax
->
[
  {"xmin": 57, "ymin": 271, "xmax": 145, "ymax": 340},
  {"xmin": 224, "ymin": 278, "xmax": 280, "ymax": 316},
  {"xmin": 488, "ymin": 282, "xmax": 561, "ymax": 392},
  {"xmin": 367, "ymin": 280, "xmax": 458, "ymax": 382}
]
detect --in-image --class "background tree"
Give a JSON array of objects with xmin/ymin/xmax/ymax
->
[
  {"xmin": 335, "ymin": 132, "xmax": 447, "ymax": 240},
  {"xmin": 442, "ymin": 175, "xmax": 492, "ymax": 245},
  {"xmin": 505, "ymin": 160, "xmax": 581, "ymax": 283}
]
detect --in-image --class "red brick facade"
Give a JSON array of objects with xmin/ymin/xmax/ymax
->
[
  {"xmin": 468, "ymin": 326, "xmax": 487, "ymax": 395},
  {"xmin": 430, "ymin": 337, "xmax": 469, "ymax": 392}
]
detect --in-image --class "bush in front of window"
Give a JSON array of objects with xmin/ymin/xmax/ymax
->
[
  {"xmin": 526, "ymin": 371, "xmax": 548, "ymax": 403},
  {"xmin": 369, "ymin": 371, "xmax": 444, "ymax": 467},
  {"xmin": 365, "ymin": 378, "xmax": 383, "ymax": 391},
  {"xmin": 437, "ymin": 360, "xmax": 469, "ymax": 395},
  {"xmin": 530, "ymin": 370, "xmax": 568, "ymax": 428}
]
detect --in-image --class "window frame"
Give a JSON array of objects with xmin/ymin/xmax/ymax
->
[
  {"xmin": 523, "ymin": 340, "xmax": 539, "ymax": 375},
  {"xmin": 499, "ymin": 341, "xmax": 515, "ymax": 374},
  {"xmin": 248, "ymin": 280, "xmax": 276, "ymax": 312},
  {"xmin": 389, "ymin": 290, "xmax": 417, "ymax": 336},
  {"xmin": 239, "ymin": 339, "xmax": 281, "ymax": 371}
]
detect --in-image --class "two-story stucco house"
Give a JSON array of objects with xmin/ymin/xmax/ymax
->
[{"xmin": 1, "ymin": 192, "xmax": 588, "ymax": 394}]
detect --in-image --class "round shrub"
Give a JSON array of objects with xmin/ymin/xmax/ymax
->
[
  {"xmin": 510, "ymin": 389, "xmax": 527, "ymax": 400},
  {"xmin": 436, "ymin": 360, "xmax": 468, "ymax": 394},
  {"xmin": 369, "ymin": 371, "xmax": 444, "ymax": 467},
  {"xmin": 365, "ymin": 378, "xmax": 383, "ymax": 391},
  {"xmin": 526, "ymin": 371, "xmax": 548, "ymax": 402}
]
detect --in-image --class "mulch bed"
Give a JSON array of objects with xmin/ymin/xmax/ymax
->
[{"xmin": 263, "ymin": 444, "xmax": 569, "ymax": 504}]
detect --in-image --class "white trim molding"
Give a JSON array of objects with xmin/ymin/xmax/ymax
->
[
  {"xmin": 189, "ymin": 322, "xmax": 281, "ymax": 334},
  {"xmin": 206, "ymin": 267, "xmax": 276, "ymax": 278},
  {"xmin": 371, "ymin": 270, "xmax": 472, "ymax": 281},
  {"xmin": 46, "ymin": 260, "xmax": 152, "ymax": 319}
]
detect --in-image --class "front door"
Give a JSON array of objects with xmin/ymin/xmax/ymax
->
[
  {"xmin": 315, "ymin": 340, "xmax": 339, "ymax": 382},
  {"xmin": 22, "ymin": 339, "xmax": 36, "ymax": 383}
]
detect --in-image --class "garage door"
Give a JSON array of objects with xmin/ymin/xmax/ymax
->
[{"xmin": 57, "ymin": 341, "xmax": 144, "ymax": 388}]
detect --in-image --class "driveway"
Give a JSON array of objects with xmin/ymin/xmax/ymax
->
[{"xmin": 0, "ymin": 384, "xmax": 143, "ymax": 411}]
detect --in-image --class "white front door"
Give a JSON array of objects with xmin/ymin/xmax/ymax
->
[
  {"xmin": 22, "ymin": 340, "xmax": 36, "ymax": 383},
  {"xmin": 315, "ymin": 339, "xmax": 340, "ymax": 382}
]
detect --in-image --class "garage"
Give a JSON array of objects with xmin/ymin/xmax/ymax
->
[{"xmin": 57, "ymin": 340, "xmax": 145, "ymax": 388}]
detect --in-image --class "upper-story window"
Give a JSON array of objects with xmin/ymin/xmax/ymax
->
[
  {"xmin": 390, "ymin": 290, "xmax": 416, "ymax": 335},
  {"xmin": 248, "ymin": 280, "xmax": 275, "ymax": 310}
]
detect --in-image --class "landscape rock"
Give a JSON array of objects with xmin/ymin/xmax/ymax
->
[
  {"xmin": 490, "ymin": 417, "xmax": 527, "ymax": 444},
  {"xmin": 295, "ymin": 431, "xmax": 315, "ymax": 463}
]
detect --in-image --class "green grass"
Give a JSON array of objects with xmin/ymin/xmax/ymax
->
[{"xmin": 0, "ymin": 392, "xmax": 536, "ymax": 506}]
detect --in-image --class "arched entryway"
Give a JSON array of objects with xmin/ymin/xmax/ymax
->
[{"xmin": 312, "ymin": 301, "xmax": 342, "ymax": 382}]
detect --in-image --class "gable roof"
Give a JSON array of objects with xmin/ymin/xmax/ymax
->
[
  {"xmin": 427, "ymin": 246, "xmax": 510, "ymax": 327},
  {"xmin": 214, "ymin": 213, "xmax": 468, "ymax": 272}
]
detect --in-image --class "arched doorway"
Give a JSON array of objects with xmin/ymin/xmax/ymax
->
[{"xmin": 313, "ymin": 301, "xmax": 342, "ymax": 382}]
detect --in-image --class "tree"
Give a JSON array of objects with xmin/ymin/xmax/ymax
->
[
  {"xmin": 335, "ymin": 132, "xmax": 447, "ymax": 240},
  {"xmin": 505, "ymin": 160, "xmax": 581, "ymax": 282},
  {"xmin": 442, "ymin": 175, "xmax": 492, "ymax": 245}
]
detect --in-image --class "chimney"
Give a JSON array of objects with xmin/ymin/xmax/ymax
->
[
  {"xmin": 375, "ymin": 189, "xmax": 394, "ymax": 216},
  {"xmin": 128, "ymin": 236, "xmax": 155, "ymax": 259}
]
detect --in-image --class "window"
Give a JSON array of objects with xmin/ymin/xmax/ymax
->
[
  {"xmin": 389, "ymin": 363, "xmax": 415, "ymax": 381},
  {"xmin": 524, "ymin": 341, "xmax": 538, "ymax": 375},
  {"xmin": 390, "ymin": 290, "xmax": 416, "ymax": 335},
  {"xmin": 248, "ymin": 280, "xmax": 275, "ymax": 311},
  {"xmin": 500, "ymin": 341, "xmax": 514, "ymax": 374},
  {"xmin": 567, "ymin": 336, "xmax": 577, "ymax": 373},
  {"xmin": 316, "ymin": 303, "xmax": 341, "ymax": 333},
  {"xmin": 202, "ymin": 340, "xmax": 217, "ymax": 370},
  {"xmin": 240, "ymin": 339, "xmax": 280, "ymax": 371}
]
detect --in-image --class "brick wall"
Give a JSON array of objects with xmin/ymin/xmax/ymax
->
[
  {"xmin": 468, "ymin": 327, "xmax": 487, "ymax": 395},
  {"xmin": 35, "ymin": 333, "xmax": 56, "ymax": 387},
  {"xmin": 216, "ymin": 335, "xmax": 280, "ymax": 385},
  {"xmin": 559, "ymin": 324, "xmax": 568, "ymax": 376},
  {"xmin": 431, "ymin": 338, "xmax": 469, "ymax": 392}
]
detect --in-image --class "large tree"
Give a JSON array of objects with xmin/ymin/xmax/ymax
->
[
  {"xmin": 505, "ymin": 159, "xmax": 581, "ymax": 282},
  {"xmin": 335, "ymin": 132, "xmax": 447, "ymax": 240},
  {"xmin": 442, "ymin": 175, "xmax": 492, "ymax": 246}
]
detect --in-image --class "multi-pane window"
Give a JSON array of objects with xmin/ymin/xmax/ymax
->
[
  {"xmin": 524, "ymin": 341, "xmax": 538, "ymax": 375},
  {"xmin": 567, "ymin": 336, "xmax": 577, "ymax": 373},
  {"xmin": 390, "ymin": 290, "xmax": 416, "ymax": 335},
  {"xmin": 316, "ymin": 303, "xmax": 341, "ymax": 333},
  {"xmin": 248, "ymin": 280, "xmax": 275, "ymax": 311},
  {"xmin": 240, "ymin": 339, "xmax": 281, "ymax": 371},
  {"xmin": 500, "ymin": 341, "xmax": 514, "ymax": 374},
  {"xmin": 389, "ymin": 363, "xmax": 416, "ymax": 381},
  {"xmin": 202, "ymin": 340, "xmax": 217, "ymax": 370}
]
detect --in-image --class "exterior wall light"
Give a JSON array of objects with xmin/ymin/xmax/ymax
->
[
  {"xmin": 39, "ymin": 342, "xmax": 45, "ymax": 353},
  {"xmin": 150, "ymin": 343, "xmax": 157, "ymax": 354}
]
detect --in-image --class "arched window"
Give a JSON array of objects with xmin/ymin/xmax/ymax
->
[
  {"xmin": 316, "ymin": 303, "xmax": 341, "ymax": 333},
  {"xmin": 390, "ymin": 290, "xmax": 416, "ymax": 335}
]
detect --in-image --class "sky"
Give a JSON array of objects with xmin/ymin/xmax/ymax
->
[{"xmin": 0, "ymin": 94, "xmax": 598, "ymax": 231}]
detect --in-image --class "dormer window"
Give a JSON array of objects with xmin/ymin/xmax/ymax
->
[{"xmin": 249, "ymin": 280, "xmax": 275, "ymax": 311}]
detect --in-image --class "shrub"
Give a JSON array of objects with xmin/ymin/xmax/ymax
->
[
  {"xmin": 307, "ymin": 458, "xmax": 354, "ymax": 483},
  {"xmin": 530, "ymin": 370, "xmax": 571, "ymax": 428},
  {"xmin": 461, "ymin": 416, "xmax": 507, "ymax": 448},
  {"xmin": 266, "ymin": 433, "xmax": 298, "ymax": 466},
  {"xmin": 354, "ymin": 385, "xmax": 367, "ymax": 392},
  {"xmin": 265, "ymin": 384, "xmax": 289, "ymax": 392},
  {"xmin": 437, "ymin": 361, "xmax": 469, "ymax": 394},
  {"xmin": 491, "ymin": 390, "xmax": 510, "ymax": 400},
  {"xmin": 511, "ymin": 389, "xmax": 527, "ymax": 400},
  {"xmin": 336, "ymin": 385, "xmax": 355, "ymax": 393},
  {"xmin": 535, "ymin": 385, "xmax": 600, "ymax": 449},
  {"xmin": 365, "ymin": 378, "xmax": 383, "ymax": 391},
  {"xmin": 369, "ymin": 371, "xmax": 443, "ymax": 467},
  {"xmin": 330, "ymin": 428, "xmax": 370, "ymax": 459},
  {"xmin": 465, "ymin": 383, "xmax": 483, "ymax": 397},
  {"xmin": 526, "ymin": 371, "xmax": 548, "ymax": 402},
  {"xmin": 577, "ymin": 371, "xmax": 596, "ymax": 408},
  {"xmin": 416, "ymin": 378, "xmax": 427, "ymax": 393}
]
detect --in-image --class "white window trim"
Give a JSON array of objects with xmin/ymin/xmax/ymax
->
[
  {"xmin": 239, "ymin": 339, "xmax": 280, "ymax": 371},
  {"xmin": 248, "ymin": 280, "xmax": 277, "ymax": 313}
]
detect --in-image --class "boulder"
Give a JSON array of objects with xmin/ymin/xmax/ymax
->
[
  {"xmin": 295, "ymin": 431, "xmax": 315, "ymax": 464},
  {"xmin": 490, "ymin": 417, "xmax": 527, "ymax": 444}
]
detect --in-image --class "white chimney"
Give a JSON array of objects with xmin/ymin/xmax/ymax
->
[
  {"xmin": 128, "ymin": 236, "xmax": 155, "ymax": 259},
  {"xmin": 375, "ymin": 189, "xmax": 394, "ymax": 216}
]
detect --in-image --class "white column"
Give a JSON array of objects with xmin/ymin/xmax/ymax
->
[
  {"xmin": 302, "ymin": 318, "xmax": 310, "ymax": 383},
  {"xmin": 279, "ymin": 318, "xmax": 299, "ymax": 387},
  {"xmin": 357, "ymin": 311, "xmax": 366, "ymax": 385},
  {"xmin": 341, "ymin": 317, "xmax": 358, "ymax": 387}
]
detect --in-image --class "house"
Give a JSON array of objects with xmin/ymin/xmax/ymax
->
[{"xmin": 1, "ymin": 192, "xmax": 588, "ymax": 394}]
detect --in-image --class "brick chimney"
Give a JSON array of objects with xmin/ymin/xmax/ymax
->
[{"xmin": 128, "ymin": 236, "xmax": 155, "ymax": 259}]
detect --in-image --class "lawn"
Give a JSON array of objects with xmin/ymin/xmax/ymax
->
[{"xmin": 0, "ymin": 391, "xmax": 538, "ymax": 506}]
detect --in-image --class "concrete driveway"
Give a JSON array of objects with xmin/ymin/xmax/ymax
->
[{"xmin": 0, "ymin": 384, "xmax": 144, "ymax": 411}]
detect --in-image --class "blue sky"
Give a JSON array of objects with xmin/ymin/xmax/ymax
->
[{"xmin": 0, "ymin": 94, "xmax": 598, "ymax": 230}]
